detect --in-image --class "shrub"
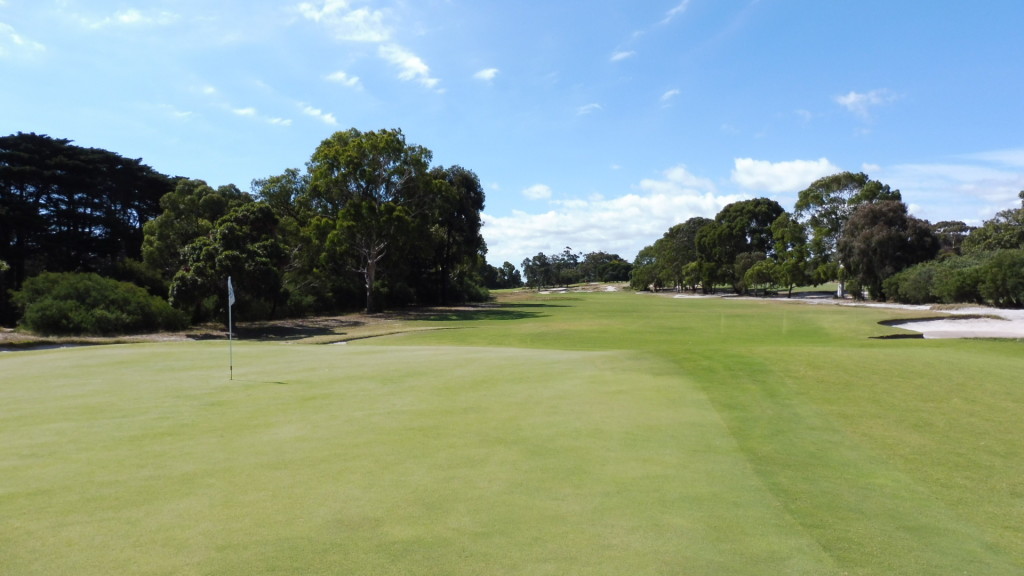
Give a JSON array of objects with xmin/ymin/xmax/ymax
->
[
  {"xmin": 979, "ymin": 250, "xmax": 1024, "ymax": 308},
  {"xmin": 12, "ymin": 272, "xmax": 188, "ymax": 335},
  {"xmin": 883, "ymin": 262, "xmax": 937, "ymax": 304},
  {"xmin": 931, "ymin": 256, "xmax": 985, "ymax": 304}
]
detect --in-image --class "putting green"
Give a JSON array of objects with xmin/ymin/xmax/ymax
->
[{"xmin": 2, "ymin": 292, "xmax": 1022, "ymax": 574}]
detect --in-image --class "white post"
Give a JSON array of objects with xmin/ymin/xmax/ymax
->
[{"xmin": 228, "ymin": 276, "xmax": 235, "ymax": 381}]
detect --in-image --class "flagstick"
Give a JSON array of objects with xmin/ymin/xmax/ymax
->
[
  {"xmin": 228, "ymin": 276, "xmax": 234, "ymax": 381},
  {"xmin": 229, "ymin": 299, "xmax": 233, "ymax": 381}
]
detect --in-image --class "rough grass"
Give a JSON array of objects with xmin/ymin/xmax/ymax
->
[{"xmin": 1, "ymin": 292, "xmax": 1022, "ymax": 575}]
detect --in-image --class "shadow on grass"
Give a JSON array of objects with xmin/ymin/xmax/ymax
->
[{"xmin": 410, "ymin": 303, "xmax": 563, "ymax": 323}]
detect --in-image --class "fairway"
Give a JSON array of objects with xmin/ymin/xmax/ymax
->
[{"xmin": 2, "ymin": 292, "xmax": 1022, "ymax": 575}]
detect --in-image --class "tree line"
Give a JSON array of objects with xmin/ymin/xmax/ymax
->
[
  {"xmin": 629, "ymin": 171, "xmax": 1024, "ymax": 307},
  {"xmin": 1, "ymin": 129, "xmax": 498, "ymax": 332}
]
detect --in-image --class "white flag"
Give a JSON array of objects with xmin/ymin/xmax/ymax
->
[{"xmin": 227, "ymin": 276, "xmax": 235, "ymax": 307}]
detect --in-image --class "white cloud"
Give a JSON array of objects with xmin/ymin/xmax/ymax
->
[
  {"xmin": 961, "ymin": 148, "xmax": 1024, "ymax": 168},
  {"xmin": 661, "ymin": 0, "xmax": 692, "ymax": 24},
  {"xmin": 660, "ymin": 89, "xmax": 681, "ymax": 103},
  {"xmin": 82, "ymin": 9, "xmax": 180, "ymax": 29},
  {"xmin": 268, "ymin": 117, "xmax": 293, "ymax": 126},
  {"xmin": 0, "ymin": 22, "xmax": 46, "ymax": 58},
  {"xmin": 610, "ymin": 50, "xmax": 635, "ymax": 62},
  {"xmin": 873, "ymin": 159, "xmax": 1024, "ymax": 224},
  {"xmin": 474, "ymin": 67, "xmax": 499, "ymax": 81},
  {"xmin": 297, "ymin": 0, "xmax": 390, "ymax": 42},
  {"xmin": 233, "ymin": 107, "xmax": 257, "ymax": 117},
  {"xmin": 731, "ymin": 157, "xmax": 839, "ymax": 193},
  {"xmin": 326, "ymin": 70, "xmax": 362, "ymax": 89},
  {"xmin": 482, "ymin": 166, "xmax": 744, "ymax": 266},
  {"xmin": 577, "ymin": 103, "xmax": 602, "ymax": 116},
  {"xmin": 835, "ymin": 89, "xmax": 898, "ymax": 119},
  {"xmin": 378, "ymin": 44, "xmax": 441, "ymax": 90},
  {"xmin": 301, "ymin": 104, "xmax": 337, "ymax": 125},
  {"xmin": 523, "ymin": 184, "xmax": 553, "ymax": 200}
]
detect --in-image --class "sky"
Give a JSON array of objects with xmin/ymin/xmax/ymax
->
[{"xmin": 3, "ymin": 0, "xmax": 1023, "ymax": 267}]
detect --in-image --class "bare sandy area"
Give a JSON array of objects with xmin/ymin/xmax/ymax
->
[
  {"xmin": 885, "ymin": 307, "xmax": 1024, "ymax": 339},
  {"xmin": 666, "ymin": 291, "xmax": 1024, "ymax": 339}
]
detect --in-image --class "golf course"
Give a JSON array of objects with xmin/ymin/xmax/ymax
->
[{"xmin": 2, "ymin": 290, "xmax": 1022, "ymax": 575}]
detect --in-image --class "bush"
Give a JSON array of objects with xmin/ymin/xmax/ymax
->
[
  {"xmin": 12, "ymin": 272, "xmax": 189, "ymax": 335},
  {"xmin": 883, "ymin": 262, "xmax": 937, "ymax": 304},
  {"xmin": 931, "ymin": 256, "xmax": 985, "ymax": 305},
  {"xmin": 979, "ymin": 250, "xmax": 1024, "ymax": 308}
]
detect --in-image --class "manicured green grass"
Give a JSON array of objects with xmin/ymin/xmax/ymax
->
[{"xmin": 2, "ymin": 292, "xmax": 1022, "ymax": 574}]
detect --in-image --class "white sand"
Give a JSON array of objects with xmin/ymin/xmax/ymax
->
[{"xmin": 888, "ymin": 307, "xmax": 1024, "ymax": 339}]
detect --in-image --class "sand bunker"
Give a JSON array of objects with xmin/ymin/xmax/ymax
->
[{"xmin": 888, "ymin": 307, "xmax": 1024, "ymax": 339}]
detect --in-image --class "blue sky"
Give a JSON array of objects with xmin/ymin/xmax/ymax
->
[{"xmin": 3, "ymin": 0, "xmax": 1023, "ymax": 266}]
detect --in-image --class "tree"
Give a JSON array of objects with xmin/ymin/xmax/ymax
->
[
  {"xmin": 770, "ymin": 213, "xmax": 811, "ymax": 297},
  {"xmin": 931, "ymin": 220, "xmax": 973, "ymax": 256},
  {"xmin": 579, "ymin": 251, "xmax": 631, "ymax": 282},
  {"xmin": 794, "ymin": 172, "xmax": 901, "ymax": 285},
  {"xmin": 306, "ymin": 128, "xmax": 432, "ymax": 313},
  {"xmin": 425, "ymin": 165, "xmax": 486, "ymax": 304},
  {"xmin": 482, "ymin": 261, "xmax": 522, "ymax": 289},
  {"xmin": 962, "ymin": 191, "xmax": 1024, "ymax": 254},
  {"xmin": 1, "ymin": 132, "xmax": 172, "ymax": 324},
  {"xmin": 838, "ymin": 200, "xmax": 939, "ymax": 300},
  {"xmin": 522, "ymin": 252, "xmax": 553, "ymax": 289},
  {"xmin": 142, "ymin": 179, "xmax": 252, "ymax": 278},
  {"xmin": 169, "ymin": 202, "xmax": 286, "ymax": 322},
  {"xmin": 551, "ymin": 246, "xmax": 582, "ymax": 286},
  {"xmin": 697, "ymin": 198, "xmax": 784, "ymax": 293}
]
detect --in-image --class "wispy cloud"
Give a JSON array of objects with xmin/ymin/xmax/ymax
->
[
  {"xmin": 731, "ymin": 157, "xmax": 840, "ymax": 193},
  {"xmin": 523, "ymin": 184, "xmax": 553, "ymax": 200},
  {"xmin": 870, "ymin": 149, "xmax": 1024, "ymax": 223},
  {"xmin": 297, "ymin": 0, "xmax": 390, "ymax": 42},
  {"xmin": 660, "ymin": 89, "xmax": 681, "ymax": 104},
  {"xmin": 301, "ymin": 104, "xmax": 337, "ymax": 125},
  {"xmin": 378, "ymin": 44, "xmax": 441, "ymax": 91},
  {"xmin": 577, "ymin": 103, "xmax": 603, "ymax": 116},
  {"xmin": 0, "ymin": 22, "xmax": 46, "ymax": 58},
  {"xmin": 835, "ymin": 89, "xmax": 899, "ymax": 119},
  {"xmin": 81, "ymin": 9, "xmax": 180, "ymax": 29},
  {"xmin": 230, "ymin": 106, "xmax": 293, "ymax": 126},
  {"xmin": 661, "ymin": 0, "xmax": 692, "ymax": 24},
  {"xmin": 474, "ymin": 67, "xmax": 499, "ymax": 81},
  {"xmin": 326, "ymin": 70, "xmax": 362, "ymax": 89},
  {"xmin": 610, "ymin": 50, "xmax": 635, "ymax": 62}
]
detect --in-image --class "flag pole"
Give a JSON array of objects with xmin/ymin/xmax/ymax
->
[{"xmin": 228, "ymin": 276, "xmax": 234, "ymax": 381}]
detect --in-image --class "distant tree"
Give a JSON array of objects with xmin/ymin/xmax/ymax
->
[
  {"xmin": 551, "ymin": 247, "xmax": 582, "ymax": 286},
  {"xmin": 962, "ymin": 191, "xmax": 1024, "ymax": 254},
  {"xmin": 482, "ymin": 261, "xmax": 523, "ymax": 289},
  {"xmin": 794, "ymin": 172, "xmax": 901, "ymax": 285},
  {"xmin": 838, "ymin": 200, "xmax": 939, "ymax": 300},
  {"xmin": 931, "ymin": 220, "xmax": 974, "ymax": 256},
  {"xmin": 522, "ymin": 252, "xmax": 553, "ymax": 289},
  {"xmin": 629, "ymin": 245, "xmax": 662, "ymax": 291},
  {"xmin": 579, "ymin": 251, "xmax": 631, "ymax": 282},
  {"xmin": 499, "ymin": 261, "xmax": 523, "ymax": 287}
]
